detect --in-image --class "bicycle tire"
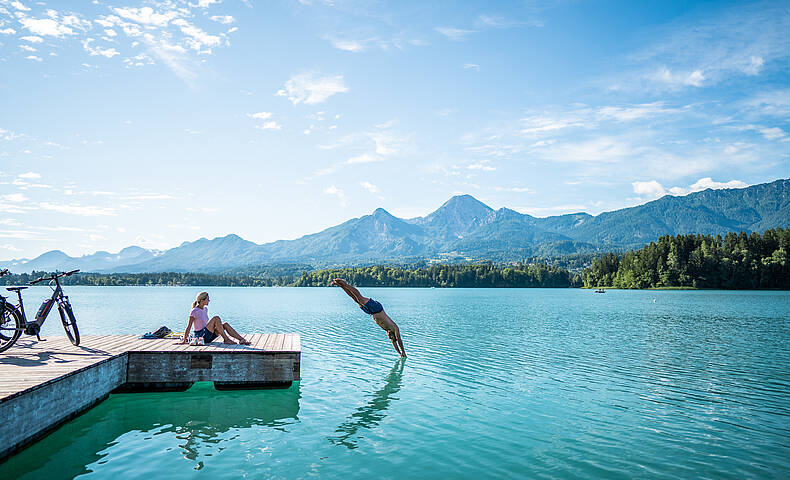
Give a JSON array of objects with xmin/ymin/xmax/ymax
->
[
  {"xmin": 58, "ymin": 301, "xmax": 80, "ymax": 346},
  {"xmin": 0, "ymin": 302, "xmax": 24, "ymax": 353}
]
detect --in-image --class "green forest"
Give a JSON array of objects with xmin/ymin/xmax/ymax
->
[
  {"xmin": 292, "ymin": 263, "xmax": 580, "ymax": 288},
  {"xmin": 2, "ymin": 229, "xmax": 788, "ymax": 289},
  {"xmin": 583, "ymin": 228, "xmax": 789, "ymax": 289},
  {"xmin": 0, "ymin": 271, "xmax": 282, "ymax": 287}
]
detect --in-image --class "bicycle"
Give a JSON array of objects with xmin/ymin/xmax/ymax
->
[{"xmin": 0, "ymin": 268, "xmax": 81, "ymax": 353}]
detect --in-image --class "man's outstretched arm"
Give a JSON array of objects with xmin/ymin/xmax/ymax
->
[{"xmin": 332, "ymin": 278, "xmax": 368, "ymax": 306}]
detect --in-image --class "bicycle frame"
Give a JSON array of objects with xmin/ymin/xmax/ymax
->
[{"xmin": 3, "ymin": 269, "xmax": 78, "ymax": 340}]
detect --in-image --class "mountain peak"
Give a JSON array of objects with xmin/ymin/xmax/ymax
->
[
  {"xmin": 443, "ymin": 194, "xmax": 493, "ymax": 211},
  {"xmin": 373, "ymin": 207, "xmax": 393, "ymax": 217},
  {"xmin": 420, "ymin": 194, "xmax": 494, "ymax": 237}
]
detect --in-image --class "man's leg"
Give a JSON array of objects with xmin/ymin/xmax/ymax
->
[
  {"xmin": 332, "ymin": 278, "xmax": 369, "ymax": 306},
  {"xmin": 387, "ymin": 331, "xmax": 403, "ymax": 356},
  {"xmin": 395, "ymin": 330, "xmax": 406, "ymax": 357}
]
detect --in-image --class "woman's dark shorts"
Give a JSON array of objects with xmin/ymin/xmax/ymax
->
[
  {"xmin": 195, "ymin": 327, "xmax": 218, "ymax": 343},
  {"xmin": 360, "ymin": 298, "xmax": 384, "ymax": 315}
]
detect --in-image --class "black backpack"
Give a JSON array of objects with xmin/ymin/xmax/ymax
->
[{"xmin": 152, "ymin": 326, "xmax": 172, "ymax": 338}]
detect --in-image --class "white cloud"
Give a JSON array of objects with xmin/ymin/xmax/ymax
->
[
  {"xmin": 631, "ymin": 180, "xmax": 667, "ymax": 198},
  {"xmin": 435, "ymin": 27, "xmax": 475, "ymax": 41},
  {"xmin": 360, "ymin": 181, "xmax": 379, "ymax": 193},
  {"xmin": 256, "ymin": 121, "xmax": 281, "ymax": 130},
  {"xmin": 210, "ymin": 15, "xmax": 235, "ymax": 24},
  {"xmin": 539, "ymin": 137, "xmax": 636, "ymax": 163},
  {"xmin": 248, "ymin": 112, "xmax": 272, "ymax": 120},
  {"xmin": 277, "ymin": 73, "xmax": 349, "ymax": 105},
  {"xmin": 324, "ymin": 185, "xmax": 345, "ymax": 198},
  {"xmin": 467, "ymin": 163, "xmax": 495, "ymax": 171},
  {"xmin": 19, "ymin": 44, "xmax": 36, "ymax": 52},
  {"xmin": 653, "ymin": 68, "xmax": 705, "ymax": 88},
  {"xmin": 369, "ymin": 131, "xmax": 404, "ymax": 156},
  {"xmin": 18, "ymin": 172, "xmax": 41, "ymax": 179},
  {"xmin": 82, "ymin": 38, "xmax": 119, "ymax": 58},
  {"xmin": 19, "ymin": 17, "xmax": 75, "ymax": 37},
  {"xmin": 759, "ymin": 127, "xmax": 786, "ymax": 140},
  {"xmin": 1, "ymin": 193, "xmax": 28, "ymax": 202},
  {"xmin": 112, "ymin": 7, "xmax": 178, "ymax": 27},
  {"xmin": 463, "ymin": 63, "xmax": 480, "ymax": 71},
  {"xmin": 193, "ymin": 0, "xmax": 221, "ymax": 7},
  {"xmin": 347, "ymin": 153, "xmax": 381, "ymax": 164},
  {"xmin": 328, "ymin": 38, "xmax": 365, "ymax": 52},
  {"xmin": 39, "ymin": 202, "xmax": 116, "ymax": 216},
  {"xmin": 11, "ymin": 1, "xmax": 31, "ymax": 12},
  {"xmin": 0, "ymin": 27, "xmax": 16, "ymax": 34},
  {"xmin": 121, "ymin": 194, "xmax": 173, "ymax": 201},
  {"xmin": 596, "ymin": 102, "xmax": 677, "ymax": 122},
  {"xmin": 520, "ymin": 113, "xmax": 586, "ymax": 135},
  {"xmin": 633, "ymin": 177, "xmax": 749, "ymax": 199},
  {"xmin": 619, "ymin": 2, "xmax": 790, "ymax": 92},
  {"xmin": 172, "ymin": 19, "xmax": 221, "ymax": 49},
  {"xmin": 25, "ymin": 55, "xmax": 42, "ymax": 62},
  {"xmin": 20, "ymin": 35, "xmax": 43, "ymax": 43}
]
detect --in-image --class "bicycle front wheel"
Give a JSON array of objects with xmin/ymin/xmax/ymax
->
[
  {"xmin": 58, "ymin": 301, "xmax": 80, "ymax": 346},
  {"xmin": 0, "ymin": 302, "xmax": 24, "ymax": 353}
]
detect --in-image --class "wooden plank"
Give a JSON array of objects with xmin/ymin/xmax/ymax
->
[
  {"xmin": 261, "ymin": 333, "xmax": 279, "ymax": 351},
  {"xmin": 253, "ymin": 333, "xmax": 269, "ymax": 351}
]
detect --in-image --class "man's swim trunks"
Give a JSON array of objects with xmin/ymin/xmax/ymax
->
[{"xmin": 360, "ymin": 298, "xmax": 384, "ymax": 315}]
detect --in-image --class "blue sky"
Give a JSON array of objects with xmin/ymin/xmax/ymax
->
[{"xmin": 1, "ymin": 0, "xmax": 789, "ymax": 259}]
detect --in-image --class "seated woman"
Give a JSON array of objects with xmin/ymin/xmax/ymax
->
[{"xmin": 180, "ymin": 291, "xmax": 250, "ymax": 345}]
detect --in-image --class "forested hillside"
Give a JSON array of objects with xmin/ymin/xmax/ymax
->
[{"xmin": 583, "ymin": 228, "xmax": 790, "ymax": 289}]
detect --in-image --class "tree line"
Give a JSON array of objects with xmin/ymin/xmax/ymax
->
[
  {"xmin": 0, "ymin": 271, "xmax": 284, "ymax": 287},
  {"xmin": 293, "ymin": 263, "xmax": 581, "ymax": 287},
  {"xmin": 582, "ymin": 228, "xmax": 789, "ymax": 289},
  {"xmin": 2, "ymin": 229, "xmax": 787, "ymax": 289},
  {"xmin": 0, "ymin": 264, "xmax": 580, "ymax": 288}
]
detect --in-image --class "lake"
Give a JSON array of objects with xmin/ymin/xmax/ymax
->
[{"xmin": 1, "ymin": 287, "xmax": 789, "ymax": 479}]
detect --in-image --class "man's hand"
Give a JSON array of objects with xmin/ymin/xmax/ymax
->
[{"xmin": 332, "ymin": 278, "xmax": 347, "ymax": 286}]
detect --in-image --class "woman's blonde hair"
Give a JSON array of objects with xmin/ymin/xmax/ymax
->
[{"xmin": 192, "ymin": 291, "xmax": 209, "ymax": 308}]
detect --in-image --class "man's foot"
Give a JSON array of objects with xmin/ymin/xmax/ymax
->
[
  {"xmin": 223, "ymin": 338, "xmax": 237, "ymax": 345},
  {"xmin": 239, "ymin": 338, "xmax": 251, "ymax": 345}
]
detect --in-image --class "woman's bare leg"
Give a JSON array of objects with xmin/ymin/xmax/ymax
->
[
  {"xmin": 222, "ymin": 322, "xmax": 250, "ymax": 344},
  {"xmin": 208, "ymin": 316, "xmax": 234, "ymax": 344}
]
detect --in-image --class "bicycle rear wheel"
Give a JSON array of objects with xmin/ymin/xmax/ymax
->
[
  {"xmin": 0, "ymin": 302, "xmax": 24, "ymax": 353},
  {"xmin": 58, "ymin": 301, "xmax": 80, "ymax": 346}
]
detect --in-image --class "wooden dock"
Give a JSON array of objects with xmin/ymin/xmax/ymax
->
[{"xmin": 0, "ymin": 333, "xmax": 300, "ymax": 461}]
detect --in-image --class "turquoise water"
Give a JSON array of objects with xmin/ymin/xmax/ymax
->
[{"xmin": 1, "ymin": 287, "xmax": 790, "ymax": 479}]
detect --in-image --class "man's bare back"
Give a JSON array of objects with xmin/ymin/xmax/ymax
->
[{"xmin": 332, "ymin": 278, "xmax": 406, "ymax": 357}]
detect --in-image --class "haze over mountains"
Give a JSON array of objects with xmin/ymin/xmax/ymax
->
[{"xmin": 4, "ymin": 179, "xmax": 789, "ymax": 274}]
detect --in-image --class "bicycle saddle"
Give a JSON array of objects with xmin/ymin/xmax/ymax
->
[{"xmin": 6, "ymin": 286, "xmax": 28, "ymax": 292}]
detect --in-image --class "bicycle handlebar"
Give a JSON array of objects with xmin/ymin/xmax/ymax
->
[{"xmin": 29, "ymin": 269, "xmax": 81, "ymax": 285}]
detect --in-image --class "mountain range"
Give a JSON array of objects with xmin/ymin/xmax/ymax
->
[{"xmin": 4, "ymin": 178, "xmax": 789, "ymax": 274}]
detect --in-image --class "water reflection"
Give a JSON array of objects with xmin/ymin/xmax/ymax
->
[
  {"xmin": 329, "ymin": 358, "xmax": 405, "ymax": 449},
  {"xmin": 1, "ymin": 382, "xmax": 300, "ymax": 479}
]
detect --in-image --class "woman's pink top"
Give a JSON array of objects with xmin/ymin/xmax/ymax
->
[{"xmin": 190, "ymin": 306, "xmax": 210, "ymax": 331}]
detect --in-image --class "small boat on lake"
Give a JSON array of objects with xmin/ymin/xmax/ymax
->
[{"xmin": 594, "ymin": 289, "xmax": 606, "ymax": 293}]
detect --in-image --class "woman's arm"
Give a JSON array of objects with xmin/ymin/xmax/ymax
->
[{"xmin": 180, "ymin": 316, "xmax": 195, "ymax": 344}]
